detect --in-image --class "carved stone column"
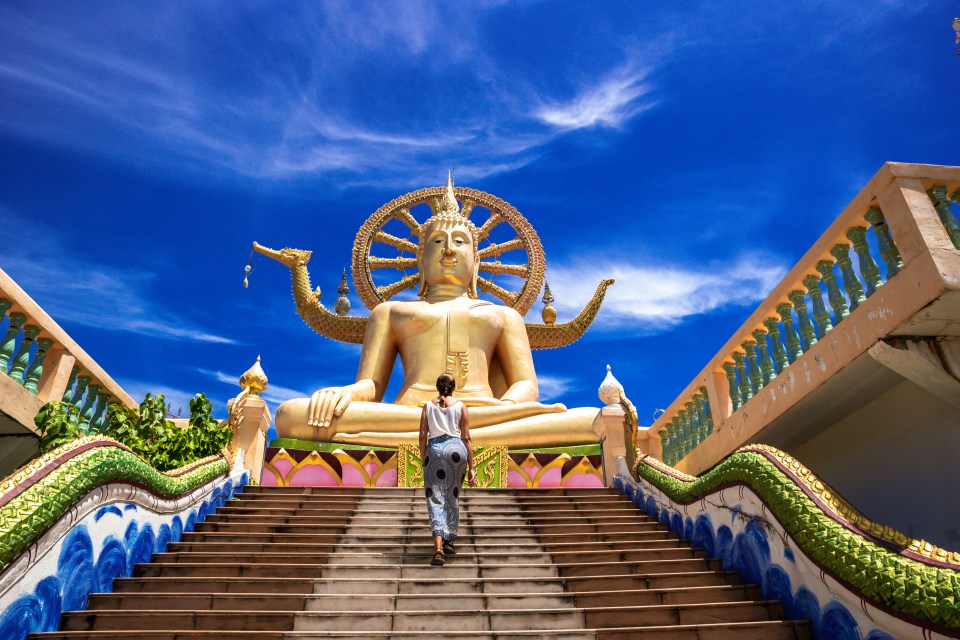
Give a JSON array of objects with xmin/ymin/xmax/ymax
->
[
  {"xmin": 227, "ymin": 356, "xmax": 271, "ymax": 484},
  {"xmin": 227, "ymin": 395, "xmax": 272, "ymax": 484},
  {"xmin": 592, "ymin": 405, "xmax": 626, "ymax": 488}
]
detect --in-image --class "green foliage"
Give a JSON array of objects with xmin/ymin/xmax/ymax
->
[
  {"xmin": 34, "ymin": 393, "xmax": 233, "ymax": 471},
  {"xmin": 33, "ymin": 402, "xmax": 85, "ymax": 453}
]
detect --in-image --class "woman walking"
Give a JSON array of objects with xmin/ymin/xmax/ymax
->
[{"xmin": 420, "ymin": 373, "xmax": 477, "ymax": 566}]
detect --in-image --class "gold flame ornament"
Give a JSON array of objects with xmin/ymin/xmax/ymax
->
[
  {"xmin": 239, "ymin": 355, "xmax": 268, "ymax": 395},
  {"xmin": 335, "ymin": 269, "xmax": 351, "ymax": 316},
  {"xmin": 541, "ymin": 281, "xmax": 557, "ymax": 325}
]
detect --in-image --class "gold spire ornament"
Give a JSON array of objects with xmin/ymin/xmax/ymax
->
[
  {"xmin": 239, "ymin": 355, "xmax": 268, "ymax": 395},
  {"xmin": 335, "ymin": 269, "xmax": 351, "ymax": 316},
  {"xmin": 954, "ymin": 17, "xmax": 960, "ymax": 54},
  {"xmin": 541, "ymin": 281, "xmax": 557, "ymax": 325}
]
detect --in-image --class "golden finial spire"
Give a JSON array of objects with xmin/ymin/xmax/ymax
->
[
  {"xmin": 239, "ymin": 355, "xmax": 268, "ymax": 395},
  {"xmin": 440, "ymin": 169, "xmax": 460, "ymax": 216},
  {"xmin": 541, "ymin": 281, "xmax": 557, "ymax": 325},
  {"xmin": 335, "ymin": 269, "xmax": 351, "ymax": 316}
]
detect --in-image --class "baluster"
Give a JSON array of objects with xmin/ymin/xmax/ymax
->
[
  {"xmin": 777, "ymin": 303, "xmax": 803, "ymax": 362},
  {"xmin": 693, "ymin": 393, "xmax": 707, "ymax": 445},
  {"xmin": 803, "ymin": 274, "xmax": 833, "ymax": 337},
  {"xmin": 0, "ymin": 312, "xmax": 26, "ymax": 373},
  {"xmin": 685, "ymin": 404, "xmax": 697, "ymax": 454},
  {"xmin": 700, "ymin": 386, "xmax": 714, "ymax": 435},
  {"xmin": 71, "ymin": 375, "xmax": 90, "ymax": 411},
  {"xmin": 723, "ymin": 362, "xmax": 742, "ymax": 410},
  {"xmin": 864, "ymin": 207, "xmax": 903, "ymax": 279},
  {"xmin": 751, "ymin": 329, "xmax": 774, "ymax": 386},
  {"xmin": 733, "ymin": 352, "xmax": 752, "ymax": 403},
  {"xmin": 742, "ymin": 340, "xmax": 761, "ymax": 394},
  {"xmin": 694, "ymin": 393, "xmax": 709, "ymax": 442},
  {"xmin": 762, "ymin": 317, "xmax": 788, "ymax": 374},
  {"xmin": 831, "ymin": 243, "xmax": 866, "ymax": 311},
  {"xmin": 8, "ymin": 325, "xmax": 40, "ymax": 383},
  {"xmin": 788, "ymin": 290, "xmax": 817, "ymax": 349},
  {"xmin": 658, "ymin": 429, "xmax": 669, "ymax": 464},
  {"xmin": 673, "ymin": 412, "xmax": 685, "ymax": 461},
  {"xmin": 91, "ymin": 391, "xmax": 111, "ymax": 431},
  {"xmin": 79, "ymin": 385, "xmax": 101, "ymax": 429},
  {"xmin": 23, "ymin": 337, "xmax": 53, "ymax": 395},
  {"xmin": 927, "ymin": 186, "xmax": 960, "ymax": 249},
  {"xmin": 675, "ymin": 409, "xmax": 687, "ymax": 458},
  {"xmin": 683, "ymin": 408, "xmax": 695, "ymax": 457},
  {"xmin": 62, "ymin": 365, "xmax": 81, "ymax": 403},
  {"xmin": 816, "ymin": 260, "xmax": 848, "ymax": 323},
  {"xmin": 0, "ymin": 299, "xmax": 11, "ymax": 334},
  {"xmin": 846, "ymin": 226, "xmax": 882, "ymax": 297},
  {"xmin": 666, "ymin": 421, "xmax": 678, "ymax": 465},
  {"xmin": 686, "ymin": 401, "xmax": 701, "ymax": 449}
]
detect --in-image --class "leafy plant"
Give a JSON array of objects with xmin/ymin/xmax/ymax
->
[
  {"xmin": 33, "ymin": 402, "xmax": 85, "ymax": 453},
  {"xmin": 34, "ymin": 393, "xmax": 233, "ymax": 471}
]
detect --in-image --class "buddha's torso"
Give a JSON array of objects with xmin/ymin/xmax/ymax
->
[{"xmin": 384, "ymin": 297, "xmax": 505, "ymax": 405}]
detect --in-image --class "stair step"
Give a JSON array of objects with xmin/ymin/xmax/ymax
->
[
  {"xmin": 89, "ymin": 585, "xmax": 762, "ymax": 611},
  {"xmin": 36, "ymin": 619, "xmax": 812, "ymax": 638},
  {"xmin": 150, "ymin": 547, "xmax": 700, "ymax": 564},
  {"xmin": 60, "ymin": 601, "xmax": 783, "ymax": 632},
  {"xmin": 180, "ymin": 530, "xmax": 676, "ymax": 544},
  {"xmin": 166, "ymin": 538, "xmax": 684, "ymax": 553},
  {"xmin": 112, "ymin": 571, "xmax": 746, "ymax": 594}
]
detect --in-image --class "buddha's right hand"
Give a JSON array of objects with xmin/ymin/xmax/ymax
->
[{"xmin": 308, "ymin": 387, "xmax": 352, "ymax": 428}]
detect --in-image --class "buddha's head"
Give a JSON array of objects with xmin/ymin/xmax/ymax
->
[{"xmin": 417, "ymin": 174, "xmax": 479, "ymax": 298}]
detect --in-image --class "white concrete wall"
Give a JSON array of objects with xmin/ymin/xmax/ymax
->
[{"xmin": 790, "ymin": 379, "xmax": 960, "ymax": 550}]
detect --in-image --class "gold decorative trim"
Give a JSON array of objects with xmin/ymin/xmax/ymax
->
[
  {"xmin": 0, "ymin": 435, "xmax": 111, "ymax": 500},
  {"xmin": 752, "ymin": 445, "xmax": 960, "ymax": 564},
  {"xmin": 526, "ymin": 278, "xmax": 616, "ymax": 350}
]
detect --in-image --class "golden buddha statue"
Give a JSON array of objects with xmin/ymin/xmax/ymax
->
[{"xmin": 252, "ymin": 174, "xmax": 615, "ymax": 448}]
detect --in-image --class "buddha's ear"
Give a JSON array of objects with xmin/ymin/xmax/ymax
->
[
  {"xmin": 417, "ymin": 249, "xmax": 428, "ymax": 298},
  {"xmin": 469, "ymin": 251, "xmax": 480, "ymax": 299}
]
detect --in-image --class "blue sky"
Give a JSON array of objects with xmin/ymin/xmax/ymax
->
[{"xmin": 1, "ymin": 1, "xmax": 958, "ymax": 440}]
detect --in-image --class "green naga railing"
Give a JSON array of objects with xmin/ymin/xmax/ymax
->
[
  {"xmin": 625, "ymin": 446, "xmax": 960, "ymax": 632},
  {"xmin": 0, "ymin": 436, "xmax": 229, "ymax": 573},
  {"xmin": 652, "ymin": 163, "xmax": 960, "ymax": 471}
]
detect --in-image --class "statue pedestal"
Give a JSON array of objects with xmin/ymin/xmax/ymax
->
[
  {"xmin": 227, "ymin": 395, "xmax": 272, "ymax": 484},
  {"xmin": 592, "ymin": 406, "xmax": 626, "ymax": 487}
]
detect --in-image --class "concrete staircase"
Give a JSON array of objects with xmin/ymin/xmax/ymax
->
[{"xmin": 35, "ymin": 487, "xmax": 811, "ymax": 639}]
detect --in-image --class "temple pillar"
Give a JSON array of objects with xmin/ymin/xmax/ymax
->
[
  {"xmin": 227, "ymin": 395, "xmax": 271, "ymax": 484},
  {"xmin": 592, "ymin": 405, "xmax": 625, "ymax": 488}
]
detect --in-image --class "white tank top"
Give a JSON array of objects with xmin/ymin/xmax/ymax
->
[{"xmin": 425, "ymin": 399, "xmax": 462, "ymax": 439}]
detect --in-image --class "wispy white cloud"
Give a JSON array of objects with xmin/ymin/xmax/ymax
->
[
  {"xmin": 0, "ymin": 4, "xmax": 664, "ymax": 186},
  {"xmin": 546, "ymin": 253, "xmax": 788, "ymax": 334},
  {"xmin": 537, "ymin": 374, "xmax": 579, "ymax": 402},
  {"xmin": 535, "ymin": 64, "xmax": 656, "ymax": 131},
  {"xmin": 1, "ymin": 257, "xmax": 234, "ymax": 344}
]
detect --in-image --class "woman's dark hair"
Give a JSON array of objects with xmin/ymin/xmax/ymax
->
[{"xmin": 436, "ymin": 373, "xmax": 456, "ymax": 398}]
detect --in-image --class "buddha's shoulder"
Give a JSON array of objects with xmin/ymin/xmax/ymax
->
[{"xmin": 472, "ymin": 302, "xmax": 523, "ymax": 324}]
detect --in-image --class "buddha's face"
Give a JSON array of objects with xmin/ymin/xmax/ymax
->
[{"xmin": 419, "ymin": 219, "xmax": 478, "ymax": 296}]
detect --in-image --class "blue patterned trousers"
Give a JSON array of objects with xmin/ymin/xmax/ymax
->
[{"xmin": 423, "ymin": 435, "xmax": 468, "ymax": 539}]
